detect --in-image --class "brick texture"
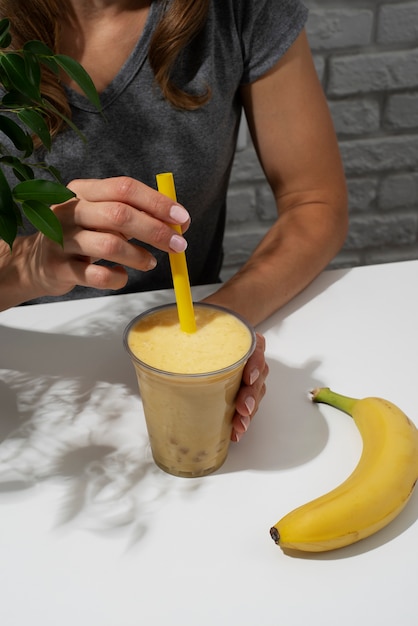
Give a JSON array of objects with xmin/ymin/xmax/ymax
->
[{"xmin": 223, "ymin": 1, "xmax": 418, "ymax": 280}]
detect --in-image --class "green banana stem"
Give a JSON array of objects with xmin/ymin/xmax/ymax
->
[{"xmin": 311, "ymin": 387, "xmax": 357, "ymax": 416}]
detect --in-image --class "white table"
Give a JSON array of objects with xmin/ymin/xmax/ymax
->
[{"xmin": 1, "ymin": 260, "xmax": 417, "ymax": 626}]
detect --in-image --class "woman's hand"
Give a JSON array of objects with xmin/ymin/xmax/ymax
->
[
  {"xmin": 231, "ymin": 332, "xmax": 268, "ymax": 442},
  {"xmin": 25, "ymin": 176, "xmax": 191, "ymax": 299}
]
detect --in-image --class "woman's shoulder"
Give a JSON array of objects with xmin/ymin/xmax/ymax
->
[
  {"xmin": 212, "ymin": 0, "xmax": 308, "ymax": 26},
  {"xmin": 209, "ymin": 0, "xmax": 308, "ymax": 84}
]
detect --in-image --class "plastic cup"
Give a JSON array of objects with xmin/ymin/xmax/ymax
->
[{"xmin": 123, "ymin": 303, "xmax": 256, "ymax": 477}]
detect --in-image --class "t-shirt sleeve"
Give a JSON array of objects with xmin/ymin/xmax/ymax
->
[{"xmin": 239, "ymin": 0, "xmax": 309, "ymax": 84}]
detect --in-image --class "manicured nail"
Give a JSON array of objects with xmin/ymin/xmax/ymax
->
[
  {"xmin": 244, "ymin": 397, "xmax": 255, "ymax": 416},
  {"xmin": 169, "ymin": 204, "xmax": 189, "ymax": 224},
  {"xmin": 169, "ymin": 234, "xmax": 187, "ymax": 253},
  {"xmin": 249, "ymin": 368, "xmax": 260, "ymax": 386},
  {"xmin": 147, "ymin": 256, "xmax": 157, "ymax": 270},
  {"xmin": 240, "ymin": 415, "xmax": 251, "ymax": 431},
  {"xmin": 234, "ymin": 431, "xmax": 242, "ymax": 443}
]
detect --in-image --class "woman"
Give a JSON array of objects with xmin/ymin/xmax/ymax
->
[{"xmin": 0, "ymin": 0, "xmax": 348, "ymax": 441}]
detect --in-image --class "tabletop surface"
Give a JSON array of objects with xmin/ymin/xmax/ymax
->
[{"xmin": 1, "ymin": 260, "xmax": 418, "ymax": 626}]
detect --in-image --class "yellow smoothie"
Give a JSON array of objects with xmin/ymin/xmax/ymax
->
[
  {"xmin": 128, "ymin": 305, "xmax": 252, "ymax": 373},
  {"xmin": 125, "ymin": 303, "xmax": 255, "ymax": 477}
]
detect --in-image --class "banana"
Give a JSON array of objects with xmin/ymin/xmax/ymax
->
[{"xmin": 270, "ymin": 387, "xmax": 418, "ymax": 553}]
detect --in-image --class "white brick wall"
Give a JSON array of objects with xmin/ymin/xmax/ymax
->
[{"xmin": 223, "ymin": 1, "xmax": 418, "ymax": 279}]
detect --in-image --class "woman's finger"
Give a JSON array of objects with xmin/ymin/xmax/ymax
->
[
  {"xmin": 59, "ymin": 226, "xmax": 158, "ymax": 271},
  {"xmin": 56, "ymin": 196, "xmax": 189, "ymax": 254},
  {"xmin": 231, "ymin": 333, "xmax": 269, "ymax": 442},
  {"xmin": 67, "ymin": 176, "xmax": 190, "ymax": 225}
]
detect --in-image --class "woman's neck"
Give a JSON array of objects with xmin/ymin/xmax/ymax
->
[
  {"xmin": 68, "ymin": 0, "xmax": 150, "ymax": 18},
  {"xmin": 60, "ymin": 1, "xmax": 151, "ymax": 93}
]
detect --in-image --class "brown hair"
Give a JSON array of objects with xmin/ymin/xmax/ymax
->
[
  {"xmin": 0, "ymin": 0, "xmax": 211, "ymax": 139},
  {"xmin": 149, "ymin": 0, "xmax": 210, "ymax": 109}
]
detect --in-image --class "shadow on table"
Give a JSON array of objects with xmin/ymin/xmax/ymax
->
[
  {"xmin": 0, "ymin": 269, "xmax": 373, "ymax": 548},
  {"xmin": 0, "ymin": 338, "xmax": 328, "ymax": 550},
  {"xmin": 0, "ymin": 291, "xmax": 201, "ymax": 546},
  {"xmin": 221, "ymin": 356, "xmax": 329, "ymax": 473},
  {"xmin": 218, "ymin": 268, "xmax": 355, "ymax": 474}
]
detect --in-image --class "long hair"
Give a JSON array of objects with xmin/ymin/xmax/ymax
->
[
  {"xmin": 148, "ymin": 0, "xmax": 211, "ymax": 109},
  {"xmin": 0, "ymin": 0, "xmax": 211, "ymax": 139}
]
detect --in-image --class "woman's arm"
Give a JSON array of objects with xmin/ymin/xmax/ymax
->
[{"xmin": 206, "ymin": 29, "xmax": 349, "ymax": 327}]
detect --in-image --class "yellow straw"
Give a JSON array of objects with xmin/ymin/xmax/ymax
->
[{"xmin": 156, "ymin": 172, "xmax": 196, "ymax": 334}]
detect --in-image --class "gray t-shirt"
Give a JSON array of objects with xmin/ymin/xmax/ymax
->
[{"xmin": 18, "ymin": 0, "xmax": 308, "ymax": 304}]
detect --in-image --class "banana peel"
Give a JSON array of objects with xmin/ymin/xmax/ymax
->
[{"xmin": 270, "ymin": 387, "xmax": 418, "ymax": 553}]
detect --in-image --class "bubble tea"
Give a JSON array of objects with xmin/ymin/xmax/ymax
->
[{"xmin": 124, "ymin": 303, "xmax": 256, "ymax": 477}]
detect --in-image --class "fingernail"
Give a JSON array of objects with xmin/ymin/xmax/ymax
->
[
  {"xmin": 249, "ymin": 368, "xmax": 260, "ymax": 386},
  {"xmin": 234, "ymin": 431, "xmax": 242, "ymax": 443},
  {"xmin": 147, "ymin": 256, "xmax": 157, "ymax": 270},
  {"xmin": 244, "ymin": 397, "xmax": 255, "ymax": 416},
  {"xmin": 169, "ymin": 204, "xmax": 189, "ymax": 224},
  {"xmin": 170, "ymin": 234, "xmax": 187, "ymax": 253},
  {"xmin": 240, "ymin": 415, "xmax": 251, "ymax": 431}
]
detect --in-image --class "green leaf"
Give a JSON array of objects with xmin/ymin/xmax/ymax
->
[
  {"xmin": 0, "ymin": 32, "xmax": 11, "ymax": 50},
  {"xmin": 0, "ymin": 64, "xmax": 12, "ymax": 91},
  {"xmin": 54, "ymin": 54, "xmax": 102, "ymax": 111},
  {"xmin": 0, "ymin": 156, "xmax": 34, "ymax": 181},
  {"xmin": 23, "ymin": 50, "xmax": 41, "ymax": 91},
  {"xmin": 23, "ymin": 42, "xmax": 60, "ymax": 78},
  {"xmin": 0, "ymin": 114, "xmax": 33, "ymax": 155},
  {"xmin": 21, "ymin": 199, "xmax": 63, "ymax": 246},
  {"xmin": 17, "ymin": 108, "xmax": 51, "ymax": 150},
  {"xmin": 0, "ymin": 18, "xmax": 10, "ymax": 37},
  {"xmin": 13, "ymin": 179, "xmax": 75, "ymax": 204},
  {"xmin": 23, "ymin": 40, "xmax": 54, "ymax": 57},
  {"xmin": 2, "ymin": 90, "xmax": 34, "ymax": 108},
  {"xmin": 0, "ymin": 209, "xmax": 17, "ymax": 248},
  {"xmin": 45, "ymin": 164, "xmax": 62, "ymax": 183},
  {"xmin": 0, "ymin": 53, "xmax": 42, "ymax": 102},
  {"xmin": 0, "ymin": 30, "xmax": 101, "ymax": 247},
  {"xmin": 12, "ymin": 200, "xmax": 23, "ymax": 228},
  {"xmin": 38, "ymin": 56, "xmax": 60, "ymax": 76},
  {"xmin": 0, "ymin": 167, "xmax": 16, "ymax": 248},
  {"xmin": 0, "ymin": 18, "xmax": 11, "ymax": 49}
]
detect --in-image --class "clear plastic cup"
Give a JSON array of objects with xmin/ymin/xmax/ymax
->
[{"xmin": 123, "ymin": 303, "xmax": 256, "ymax": 477}]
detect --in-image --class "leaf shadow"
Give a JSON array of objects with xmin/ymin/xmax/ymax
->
[{"xmin": 0, "ymin": 291, "xmax": 203, "ymax": 544}]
